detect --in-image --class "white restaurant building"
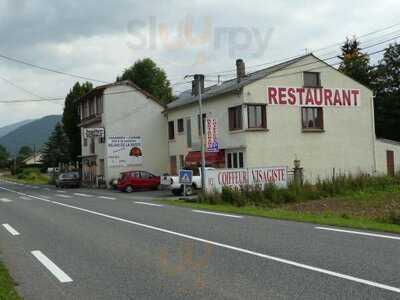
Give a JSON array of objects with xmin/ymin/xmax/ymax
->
[
  {"xmin": 164, "ymin": 54, "xmax": 400, "ymax": 181},
  {"xmin": 78, "ymin": 55, "xmax": 400, "ymax": 188},
  {"xmin": 78, "ymin": 81, "xmax": 168, "ymax": 187}
]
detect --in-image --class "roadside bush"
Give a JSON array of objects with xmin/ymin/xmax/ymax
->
[
  {"xmin": 192, "ymin": 174, "xmax": 400, "ymax": 208},
  {"xmin": 387, "ymin": 210, "xmax": 400, "ymax": 225}
]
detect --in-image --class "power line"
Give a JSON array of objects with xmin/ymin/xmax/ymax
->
[
  {"xmin": 202, "ymin": 22, "xmax": 400, "ymax": 76},
  {"xmin": 0, "ymin": 52, "xmax": 110, "ymax": 84}
]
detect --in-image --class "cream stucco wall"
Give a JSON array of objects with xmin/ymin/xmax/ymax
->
[
  {"xmin": 375, "ymin": 139, "xmax": 400, "ymax": 176},
  {"xmin": 102, "ymin": 85, "xmax": 169, "ymax": 181},
  {"xmin": 243, "ymin": 55, "xmax": 375, "ymax": 181},
  {"xmin": 167, "ymin": 55, "xmax": 377, "ymax": 181}
]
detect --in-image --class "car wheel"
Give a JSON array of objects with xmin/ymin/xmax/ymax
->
[
  {"xmin": 125, "ymin": 185, "xmax": 134, "ymax": 193},
  {"xmin": 184, "ymin": 185, "xmax": 194, "ymax": 196},
  {"xmin": 172, "ymin": 189, "xmax": 182, "ymax": 196}
]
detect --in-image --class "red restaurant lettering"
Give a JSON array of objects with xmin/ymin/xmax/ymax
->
[{"xmin": 266, "ymin": 87, "xmax": 360, "ymax": 107}]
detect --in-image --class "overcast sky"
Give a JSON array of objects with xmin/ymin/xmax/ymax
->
[{"xmin": 0, "ymin": 0, "xmax": 399, "ymax": 127}]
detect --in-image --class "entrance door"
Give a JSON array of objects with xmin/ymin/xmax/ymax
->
[{"xmin": 387, "ymin": 150, "xmax": 395, "ymax": 176}]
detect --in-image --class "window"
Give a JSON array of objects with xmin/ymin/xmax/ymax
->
[
  {"xmin": 247, "ymin": 104, "xmax": 266, "ymax": 129},
  {"xmin": 177, "ymin": 118, "xmax": 184, "ymax": 133},
  {"xmin": 99, "ymin": 137, "xmax": 105, "ymax": 144},
  {"xmin": 83, "ymin": 138, "xmax": 88, "ymax": 147},
  {"xmin": 186, "ymin": 118, "xmax": 192, "ymax": 148},
  {"xmin": 81, "ymin": 102, "xmax": 87, "ymax": 119},
  {"xmin": 227, "ymin": 152, "xmax": 244, "ymax": 169},
  {"xmin": 302, "ymin": 107, "xmax": 324, "ymax": 130},
  {"xmin": 89, "ymin": 98, "xmax": 95, "ymax": 116},
  {"xmin": 96, "ymin": 96, "xmax": 103, "ymax": 114},
  {"xmin": 228, "ymin": 106, "xmax": 242, "ymax": 131},
  {"xmin": 304, "ymin": 72, "xmax": 321, "ymax": 87},
  {"xmin": 197, "ymin": 113, "xmax": 206, "ymax": 136},
  {"xmin": 179, "ymin": 155, "xmax": 185, "ymax": 169},
  {"xmin": 90, "ymin": 138, "xmax": 95, "ymax": 154},
  {"xmin": 170, "ymin": 156, "xmax": 177, "ymax": 175},
  {"xmin": 168, "ymin": 121, "xmax": 175, "ymax": 140}
]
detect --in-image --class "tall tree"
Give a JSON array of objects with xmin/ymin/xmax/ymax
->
[
  {"xmin": 373, "ymin": 43, "xmax": 400, "ymax": 141},
  {"xmin": 117, "ymin": 58, "xmax": 174, "ymax": 104},
  {"xmin": 338, "ymin": 37, "xmax": 372, "ymax": 87},
  {"xmin": 0, "ymin": 144, "xmax": 9, "ymax": 168},
  {"xmin": 62, "ymin": 82, "xmax": 93, "ymax": 161},
  {"xmin": 17, "ymin": 145, "xmax": 33, "ymax": 164},
  {"xmin": 41, "ymin": 123, "xmax": 70, "ymax": 167}
]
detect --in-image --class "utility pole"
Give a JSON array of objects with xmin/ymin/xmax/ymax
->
[
  {"xmin": 196, "ymin": 74, "xmax": 206, "ymax": 193},
  {"xmin": 186, "ymin": 74, "xmax": 206, "ymax": 193}
]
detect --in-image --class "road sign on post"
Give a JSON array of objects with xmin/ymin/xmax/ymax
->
[
  {"xmin": 179, "ymin": 169, "xmax": 193, "ymax": 196},
  {"xmin": 179, "ymin": 169, "xmax": 193, "ymax": 185}
]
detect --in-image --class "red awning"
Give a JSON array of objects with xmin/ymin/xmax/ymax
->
[{"xmin": 185, "ymin": 150, "xmax": 225, "ymax": 167}]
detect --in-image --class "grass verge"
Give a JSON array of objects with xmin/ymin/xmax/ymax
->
[
  {"xmin": 159, "ymin": 199, "xmax": 400, "ymax": 234},
  {"xmin": 1, "ymin": 174, "xmax": 49, "ymax": 185},
  {"xmin": 0, "ymin": 260, "xmax": 21, "ymax": 300}
]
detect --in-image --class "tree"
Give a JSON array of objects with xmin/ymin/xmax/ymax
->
[
  {"xmin": 117, "ymin": 58, "xmax": 174, "ymax": 104},
  {"xmin": 17, "ymin": 145, "xmax": 33, "ymax": 164},
  {"xmin": 0, "ymin": 145, "xmax": 9, "ymax": 168},
  {"xmin": 373, "ymin": 43, "xmax": 400, "ymax": 141},
  {"xmin": 62, "ymin": 82, "xmax": 93, "ymax": 161},
  {"xmin": 41, "ymin": 123, "xmax": 70, "ymax": 167},
  {"xmin": 338, "ymin": 37, "xmax": 372, "ymax": 87}
]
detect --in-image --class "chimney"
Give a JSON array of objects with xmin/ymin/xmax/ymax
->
[
  {"xmin": 236, "ymin": 59, "xmax": 246, "ymax": 82},
  {"xmin": 192, "ymin": 74, "xmax": 205, "ymax": 96}
]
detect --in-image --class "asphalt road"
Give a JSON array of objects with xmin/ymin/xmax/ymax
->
[{"xmin": 0, "ymin": 179, "xmax": 400, "ymax": 299}]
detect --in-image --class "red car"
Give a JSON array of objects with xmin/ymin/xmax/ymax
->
[{"xmin": 117, "ymin": 171, "xmax": 160, "ymax": 192}]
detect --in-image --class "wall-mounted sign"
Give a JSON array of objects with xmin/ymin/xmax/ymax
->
[
  {"xmin": 206, "ymin": 118, "xmax": 219, "ymax": 152},
  {"xmin": 267, "ymin": 87, "xmax": 361, "ymax": 107},
  {"xmin": 205, "ymin": 166, "xmax": 288, "ymax": 192},
  {"xmin": 107, "ymin": 136, "xmax": 143, "ymax": 167},
  {"xmin": 84, "ymin": 128, "xmax": 105, "ymax": 139}
]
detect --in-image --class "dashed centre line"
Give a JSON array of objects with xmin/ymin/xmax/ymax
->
[
  {"xmin": 192, "ymin": 210, "xmax": 243, "ymax": 219},
  {"xmin": 134, "ymin": 201, "xmax": 163, "ymax": 207},
  {"xmin": 31, "ymin": 251, "xmax": 73, "ymax": 283},
  {"xmin": 56, "ymin": 194, "xmax": 72, "ymax": 199},
  {"xmin": 2, "ymin": 224, "xmax": 20, "ymax": 236},
  {"xmin": 74, "ymin": 193, "xmax": 94, "ymax": 198},
  {"xmin": 0, "ymin": 198, "xmax": 12, "ymax": 203},
  {"xmin": 315, "ymin": 227, "xmax": 400, "ymax": 241},
  {"xmin": 98, "ymin": 196, "xmax": 116, "ymax": 200}
]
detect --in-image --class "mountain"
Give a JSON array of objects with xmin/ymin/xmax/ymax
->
[
  {"xmin": 0, "ymin": 115, "xmax": 62, "ymax": 155},
  {"xmin": 0, "ymin": 119, "xmax": 33, "ymax": 138}
]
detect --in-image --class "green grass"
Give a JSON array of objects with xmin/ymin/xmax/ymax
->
[
  {"xmin": 2, "ymin": 174, "xmax": 49, "ymax": 185},
  {"xmin": 0, "ymin": 260, "xmax": 21, "ymax": 300},
  {"xmin": 159, "ymin": 199, "xmax": 400, "ymax": 234}
]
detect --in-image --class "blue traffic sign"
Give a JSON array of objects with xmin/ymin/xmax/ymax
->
[{"xmin": 179, "ymin": 169, "xmax": 193, "ymax": 185}]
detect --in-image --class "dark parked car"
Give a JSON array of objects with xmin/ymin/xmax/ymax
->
[
  {"xmin": 117, "ymin": 171, "xmax": 160, "ymax": 192},
  {"xmin": 55, "ymin": 172, "xmax": 81, "ymax": 188}
]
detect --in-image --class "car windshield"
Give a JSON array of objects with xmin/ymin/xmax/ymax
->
[{"xmin": 61, "ymin": 172, "xmax": 79, "ymax": 179}]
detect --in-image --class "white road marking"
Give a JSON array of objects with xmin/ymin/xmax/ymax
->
[
  {"xmin": 2, "ymin": 224, "xmax": 20, "ymax": 236},
  {"xmin": 0, "ymin": 198, "xmax": 12, "ymax": 203},
  {"xmin": 74, "ymin": 193, "xmax": 93, "ymax": 198},
  {"xmin": 192, "ymin": 210, "xmax": 243, "ymax": 219},
  {"xmin": 57, "ymin": 190, "xmax": 67, "ymax": 193},
  {"xmin": 31, "ymin": 250, "xmax": 73, "ymax": 283},
  {"xmin": 56, "ymin": 194, "xmax": 72, "ymax": 199},
  {"xmin": 1, "ymin": 186, "xmax": 400, "ymax": 294},
  {"xmin": 43, "ymin": 188, "xmax": 51, "ymax": 191},
  {"xmin": 134, "ymin": 201, "xmax": 163, "ymax": 207},
  {"xmin": 98, "ymin": 196, "xmax": 116, "ymax": 200},
  {"xmin": 39, "ymin": 195, "xmax": 51, "ymax": 199},
  {"xmin": 315, "ymin": 227, "xmax": 400, "ymax": 241}
]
